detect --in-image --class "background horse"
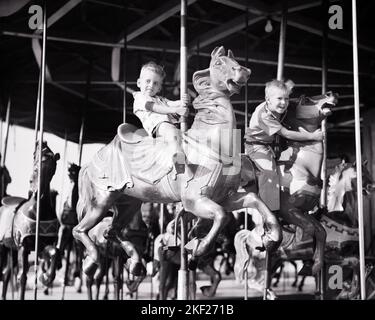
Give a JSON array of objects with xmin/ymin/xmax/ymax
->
[
  {"xmin": 56, "ymin": 163, "xmax": 84, "ymax": 295},
  {"xmin": 235, "ymin": 161, "xmax": 374, "ymax": 299},
  {"xmin": 241, "ymin": 92, "xmax": 337, "ymax": 276},
  {"xmin": 0, "ymin": 141, "xmax": 60, "ymax": 299},
  {"xmin": 153, "ymin": 211, "xmax": 239, "ymax": 299},
  {"xmin": 73, "ymin": 46, "xmax": 281, "ymax": 279}
]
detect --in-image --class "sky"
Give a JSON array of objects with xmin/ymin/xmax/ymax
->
[{"xmin": 2, "ymin": 123, "xmax": 104, "ymax": 213}]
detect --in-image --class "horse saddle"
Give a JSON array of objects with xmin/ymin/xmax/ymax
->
[
  {"xmin": 117, "ymin": 123, "xmax": 148, "ymax": 144},
  {"xmin": 87, "ymin": 123, "xmax": 178, "ymax": 191},
  {"xmin": 1, "ymin": 196, "xmax": 26, "ymax": 207}
]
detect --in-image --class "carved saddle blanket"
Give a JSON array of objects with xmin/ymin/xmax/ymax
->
[{"xmin": 87, "ymin": 124, "xmax": 178, "ymax": 191}]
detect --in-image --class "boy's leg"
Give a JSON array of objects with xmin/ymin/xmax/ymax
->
[
  {"xmin": 156, "ymin": 122, "xmax": 191, "ymax": 178},
  {"xmin": 245, "ymin": 144, "xmax": 280, "ymax": 211}
]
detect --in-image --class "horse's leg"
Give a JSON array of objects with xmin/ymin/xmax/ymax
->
[
  {"xmin": 73, "ymin": 240, "xmax": 83, "ymax": 292},
  {"xmin": 86, "ymin": 273, "xmax": 93, "ymax": 300},
  {"xmin": 1, "ymin": 246, "xmax": 10, "ymax": 300},
  {"xmin": 199, "ymin": 259, "xmax": 221, "ymax": 297},
  {"xmin": 109, "ymin": 200, "xmax": 144, "ymax": 277},
  {"xmin": 282, "ymin": 208, "xmax": 326, "ymax": 275},
  {"xmin": 73, "ymin": 190, "xmax": 119, "ymax": 275},
  {"xmin": 273, "ymin": 264, "xmax": 283, "ymax": 287},
  {"xmin": 298, "ymin": 275, "xmax": 306, "ymax": 291},
  {"xmin": 102, "ymin": 255, "xmax": 110, "ymax": 300},
  {"xmin": 182, "ymin": 197, "xmax": 229, "ymax": 258},
  {"xmin": 222, "ymin": 192, "xmax": 281, "ymax": 252},
  {"xmin": 113, "ymin": 255, "xmax": 122, "ymax": 300},
  {"xmin": 94, "ymin": 260, "xmax": 105, "ymax": 300},
  {"xmin": 18, "ymin": 246, "xmax": 29, "ymax": 300}
]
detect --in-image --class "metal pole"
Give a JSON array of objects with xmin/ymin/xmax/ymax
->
[
  {"xmin": 159, "ymin": 203, "xmax": 164, "ymax": 234},
  {"xmin": 58, "ymin": 131, "xmax": 68, "ymax": 214},
  {"xmin": 34, "ymin": 73, "xmax": 41, "ymax": 144},
  {"xmin": 180, "ymin": 0, "xmax": 188, "ymax": 133},
  {"xmin": 1, "ymin": 98, "xmax": 11, "ymax": 167},
  {"xmin": 122, "ymin": 2, "xmax": 127, "ymax": 123},
  {"xmin": 276, "ymin": 1, "xmax": 287, "ymax": 81},
  {"xmin": 318, "ymin": 0, "xmax": 329, "ymax": 301},
  {"xmin": 244, "ymin": 8, "xmax": 249, "ymax": 301},
  {"xmin": 352, "ymin": 0, "xmax": 366, "ymax": 300},
  {"xmin": 177, "ymin": 213, "xmax": 189, "ymax": 299},
  {"xmin": 78, "ymin": 60, "xmax": 91, "ymax": 166},
  {"xmin": 33, "ymin": 0, "xmax": 47, "ymax": 300}
]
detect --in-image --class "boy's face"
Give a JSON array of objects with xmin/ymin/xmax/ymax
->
[
  {"xmin": 137, "ymin": 69, "xmax": 163, "ymax": 97},
  {"xmin": 266, "ymin": 87, "xmax": 289, "ymax": 114}
]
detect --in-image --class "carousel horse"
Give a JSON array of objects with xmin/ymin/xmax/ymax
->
[
  {"xmin": 241, "ymin": 91, "xmax": 338, "ymax": 276},
  {"xmin": 85, "ymin": 208, "xmax": 152, "ymax": 300},
  {"xmin": 235, "ymin": 161, "xmax": 374, "ymax": 299},
  {"xmin": 56, "ymin": 163, "xmax": 84, "ymax": 293},
  {"xmin": 73, "ymin": 46, "xmax": 281, "ymax": 278},
  {"xmin": 153, "ymin": 211, "xmax": 239, "ymax": 299},
  {"xmin": 0, "ymin": 141, "xmax": 60, "ymax": 300}
]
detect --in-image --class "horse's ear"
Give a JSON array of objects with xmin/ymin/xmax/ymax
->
[
  {"xmin": 54, "ymin": 153, "xmax": 60, "ymax": 161},
  {"xmin": 363, "ymin": 160, "xmax": 368, "ymax": 166},
  {"xmin": 227, "ymin": 49, "xmax": 235, "ymax": 59},
  {"xmin": 192, "ymin": 69, "xmax": 211, "ymax": 94},
  {"xmin": 211, "ymin": 46, "xmax": 225, "ymax": 59},
  {"xmin": 352, "ymin": 161, "xmax": 356, "ymax": 167}
]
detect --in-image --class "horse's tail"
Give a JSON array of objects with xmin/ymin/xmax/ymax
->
[
  {"xmin": 76, "ymin": 164, "xmax": 90, "ymax": 222},
  {"xmin": 233, "ymin": 229, "xmax": 252, "ymax": 282}
]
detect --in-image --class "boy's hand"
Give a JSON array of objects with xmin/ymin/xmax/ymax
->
[
  {"xmin": 175, "ymin": 106, "xmax": 188, "ymax": 117},
  {"xmin": 181, "ymin": 93, "xmax": 190, "ymax": 107}
]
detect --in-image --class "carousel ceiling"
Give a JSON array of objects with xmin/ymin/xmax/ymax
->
[{"xmin": 1, "ymin": 0, "xmax": 375, "ymax": 156}]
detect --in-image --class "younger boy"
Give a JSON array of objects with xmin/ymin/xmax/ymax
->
[
  {"xmin": 244, "ymin": 79, "xmax": 323, "ymax": 212},
  {"xmin": 133, "ymin": 62, "xmax": 190, "ymax": 178}
]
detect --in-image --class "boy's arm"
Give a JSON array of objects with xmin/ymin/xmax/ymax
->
[
  {"xmin": 145, "ymin": 101, "xmax": 187, "ymax": 116},
  {"xmin": 278, "ymin": 126, "xmax": 323, "ymax": 141}
]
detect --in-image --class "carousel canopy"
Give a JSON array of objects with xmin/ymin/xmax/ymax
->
[{"xmin": 1, "ymin": 0, "xmax": 374, "ymax": 155}]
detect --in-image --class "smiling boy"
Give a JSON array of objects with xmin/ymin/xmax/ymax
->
[{"xmin": 244, "ymin": 79, "xmax": 323, "ymax": 212}]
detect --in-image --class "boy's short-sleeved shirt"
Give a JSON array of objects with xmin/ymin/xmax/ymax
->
[
  {"xmin": 133, "ymin": 91, "xmax": 178, "ymax": 136},
  {"xmin": 244, "ymin": 101, "xmax": 283, "ymax": 144}
]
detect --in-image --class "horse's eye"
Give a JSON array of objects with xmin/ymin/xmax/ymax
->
[{"xmin": 215, "ymin": 60, "xmax": 221, "ymax": 66}]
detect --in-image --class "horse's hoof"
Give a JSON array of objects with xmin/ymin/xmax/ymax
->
[
  {"xmin": 74, "ymin": 277, "xmax": 82, "ymax": 293},
  {"xmin": 200, "ymin": 286, "xmax": 214, "ymax": 297},
  {"xmin": 129, "ymin": 261, "xmax": 146, "ymax": 277},
  {"xmin": 83, "ymin": 256, "xmax": 98, "ymax": 276}
]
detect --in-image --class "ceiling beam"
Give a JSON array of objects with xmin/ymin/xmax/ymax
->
[
  {"xmin": 188, "ymin": 13, "xmax": 265, "ymax": 51},
  {"xmin": 124, "ymin": 0, "xmax": 197, "ymax": 43}
]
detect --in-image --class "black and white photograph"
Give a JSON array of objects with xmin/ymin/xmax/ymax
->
[{"xmin": 0, "ymin": 0, "xmax": 375, "ymax": 311}]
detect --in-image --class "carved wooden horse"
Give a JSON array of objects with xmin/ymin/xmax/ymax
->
[
  {"xmin": 56, "ymin": 163, "xmax": 84, "ymax": 294},
  {"xmin": 235, "ymin": 161, "xmax": 374, "ymax": 299},
  {"xmin": 73, "ymin": 46, "xmax": 281, "ymax": 278},
  {"xmin": 0, "ymin": 141, "xmax": 60, "ymax": 299},
  {"xmin": 153, "ymin": 212, "xmax": 239, "ymax": 299},
  {"xmin": 241, "ymin": 92, "xmax": 337, "ymax": 276}
]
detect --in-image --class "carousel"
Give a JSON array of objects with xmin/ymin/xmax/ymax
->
[{"xmin": 0, "ymin": 0, "xmax": 374, "ymax": 301}]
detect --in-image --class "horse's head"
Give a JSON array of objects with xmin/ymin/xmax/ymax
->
[
  {"xmin": 67, "ymin": 162, "xmax": 80, "ymax": 183},
  {"xmin": 352, "ymin": 160, "xmax": 375, "ymax": 196},
  {"xmin": 287, "ymin": 91, "xmax": 338, "ymax": 131},
  {"xmin": 193, "ymin": 46, "xmax": 251, "ymax": 97},
  {"xmin": 328, "ymin": 160, "xmax": 374, "ymax": 223},
  {"xmin": 29, "ymin": 141, "xmax": 60, "ymax": 193}
]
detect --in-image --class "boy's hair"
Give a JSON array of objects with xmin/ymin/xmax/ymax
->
[
  {"xmin": 140, "ymin": 61, "xmax": 166, "ymax": 80},
  {"xmin": 265, "ymin": 79, "xmax": 295, "ymax": 98}
]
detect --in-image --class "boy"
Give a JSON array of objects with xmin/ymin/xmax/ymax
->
[
  {"xmin": 244, "ymin": 79, "xmax": 323, "ymax": 212},
  {"xmin": 133, "ymin": 62, "xmax": 190, "ymax": 178}
]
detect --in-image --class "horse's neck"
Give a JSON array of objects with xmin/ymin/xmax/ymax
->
[
  {"xmin": 65, "ymin": 180, "xmax": 78, "ymax": 208},
  {"xmin": 327, "ymin": 173, "xmax": 353, "ymax": 213}
]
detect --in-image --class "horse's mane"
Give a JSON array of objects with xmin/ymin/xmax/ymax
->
[{"xmin": 327, "ymin": 163, "xmax": 352, "ymax": 213}]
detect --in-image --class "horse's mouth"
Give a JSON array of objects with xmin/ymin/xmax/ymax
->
[{"xmin": 227, "ymin": 79, "xmax": 245, "ymax": 93}]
